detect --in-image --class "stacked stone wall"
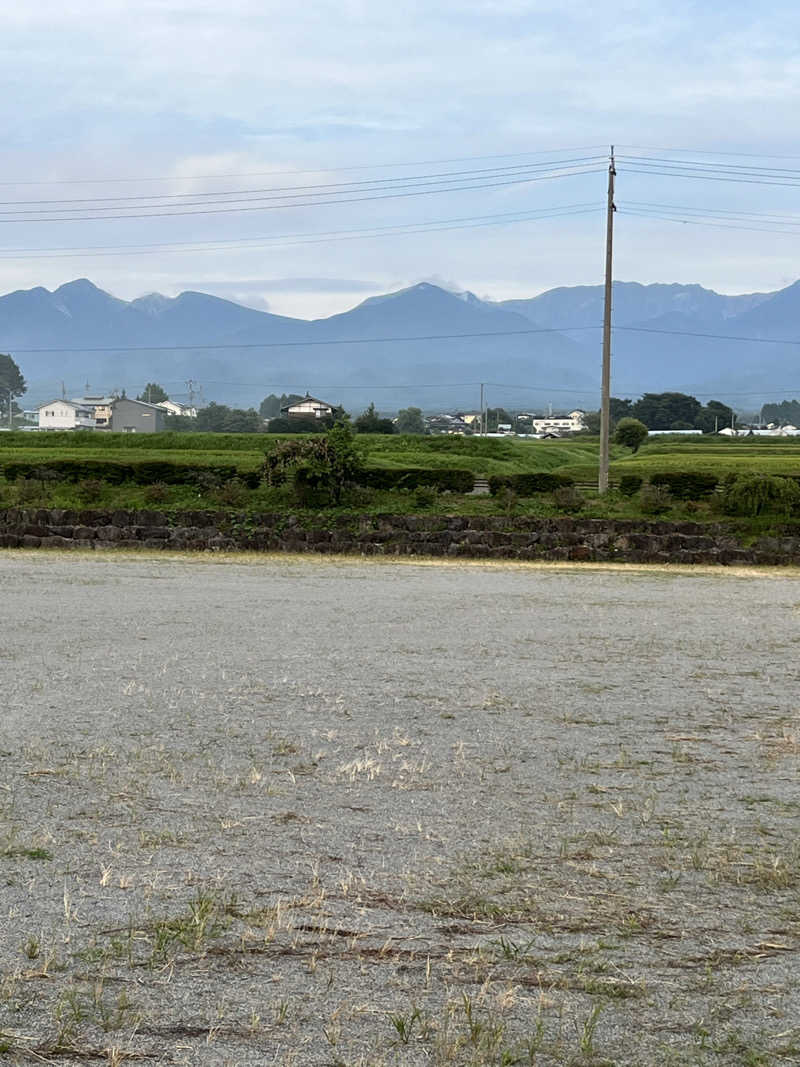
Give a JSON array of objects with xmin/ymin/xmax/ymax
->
[{"xmin": 1, "ymin": 508, "xmax": 799, "ymax": 565}]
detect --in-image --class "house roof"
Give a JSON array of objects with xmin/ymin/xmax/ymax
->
[
  {"xmin": 111, "ymin": 397, "xmax": 164, "ymax": 411},
  {"xmin": 281, "ymin": 393, "xmax": 334, "ymax": 413},
  {"xmin": 37, "ymin": 399, "xmax": 93, "ymax": 411}
]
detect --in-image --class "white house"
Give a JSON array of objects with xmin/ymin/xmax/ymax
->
[
  {"xmin": 157, "ymin": 399, "xmax": 197, "ymax": 418},
  {"xmin": 281, "ymin": 393, "xmax": 335, "ymax": 420},
  {"xmin": 38, "ymin": 400, "xmax": 96, "ymax": 431},
  {"xmin": 529, "ymin": 409, "xmax": 586, "ymax": 435}
]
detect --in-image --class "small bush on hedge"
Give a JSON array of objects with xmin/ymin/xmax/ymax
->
[
  {"xmin": 722, "ymin": 474, "xmax": 800, "ymax": 517},
  {"xmin": 359, "ymin": 467, "xmax": 474, "ymax": 493},
  {"xmin": 552, "ymin": 485, "xmax": 584, "ymax": 512},
  {"xmin": 488, "ymin": 471, "xmax": 574, "ymax": 496},
  {"xmin": 619, "ymin": 473, "xmax": 643, "ymax": 497},
  {"xmin": 649, "ymin": 471, "xmax": 718, "ymax": 500},
  {"xmin": 639, "ymin": 484, "xmax": 672, "ymax": 515}
]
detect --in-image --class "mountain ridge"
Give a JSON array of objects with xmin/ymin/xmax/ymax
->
[{"xmin": 4, "ymin": 277, "xmax": 800, "ymax": 410}]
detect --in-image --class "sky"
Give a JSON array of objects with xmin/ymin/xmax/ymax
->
[{"xmin": 1, "ymin": 1, "xmax": 799, "ymax": 319}]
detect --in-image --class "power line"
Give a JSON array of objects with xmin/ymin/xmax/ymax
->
[
  {"xmin": 614, "ymin": 325, "xmax": 800, "ymax": 346},
  {"xmin": 0, "ymin": 166, "xmax": 606, "ymax": 223},
  {"xmin": 0, "ymin": 145, "xmax": 608, "ymax": 188},
  {"xmin": 7, "ymin": 324, "xmax": 604, "ymax": 354},
  {"xmin": 0, "ymin": 156, "xmax": 607, "ymax": 209},
  {"xmin": 0, "ymin": 203, "xmax": 602, "ymax": 261},
  {"xmin": 12, "ymin": 322, "xmax": 800, "ymax": 357}
]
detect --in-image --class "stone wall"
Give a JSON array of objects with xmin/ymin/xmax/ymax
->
[{"xmin": 2, "ymin": 507, "xmax": 800, "ymax": 565}]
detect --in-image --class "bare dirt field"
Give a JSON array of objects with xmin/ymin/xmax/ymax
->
[{"xmin": 1, "ymin": 550, "xmax": 799, "ymax": 1066}]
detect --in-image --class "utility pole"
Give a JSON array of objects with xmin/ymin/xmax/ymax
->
[
  {"xmin": 598, "ymin": 146, "xmax": 616, "ymax": 494},
  {"xmin": 479, "ymin": 382, "xmax": 485, "ymax": 436},
  {"xmin": 186, "ymin": 379, "xmax": 197, "ymax": 407}
]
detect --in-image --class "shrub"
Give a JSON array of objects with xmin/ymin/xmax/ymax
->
[
  {"xmin": 213, "ymin": 478, "xmax": 248, "ymax": 507},
  {"xmin": 552, "ymin": 485, "xmax": 584, "ymax": 512},
  {"xmin": 618, "ymin": 473, "xmax": 643, "ymax": 497},
  {"xmin": 143, "ymin": 482, "xmax": 169, "ymax": 505},
  {"xmin": 614, "ymin": 418, "xmax": 648, "ymax": 452},
  {"xmin": 413, "ymin": 486, "xmax": 438, "ymax": 510},
  {"xmin": 360, "ymin": 467, "xmax": 474, "ymax": 493},
  {"xmin": 722, "ymin": 474, "xmax": 800, "ymax": 517},
  {"xmin": 496, "ymin": 486, "xmax": 517, "ymax": 516},
  {"xmin": 77, "ymin": 478, "xmax": 105, "ymax": 504},
  {"xmin": 649, "ymin": 471, "xmax": 718, "ymax": 500},
  {"xmin": 639, "ymin": 484, "xmax": 672, "ymax": 515},
  {"xmin": 488, "ymin": 471, "xmax": 573, "ymax": 496}
]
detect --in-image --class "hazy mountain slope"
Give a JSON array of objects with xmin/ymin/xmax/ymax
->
[{"xmin": 4, "ymin": 276, "xmax": 800, "ymax": 409}]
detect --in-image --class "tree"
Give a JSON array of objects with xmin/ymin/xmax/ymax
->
[
  {"xmin": 136, "ymin": 382, "xmax": 168, "ymax": 404},
  {"xmin": 0, "ymin": 354, "xmax": 26, "ymax": 420},
  {"xmin": 486, "ymin": 407, "xmax": 511, "ymax": 431},
  {"xmin": 693, "ymin": 399, "xmax": 734, "ymax": 434},
  {"xmin": 610, "ymin": 397, "xmax": 633, "ymax": 423},
  {"xmin": 762, "ymin": 399, "xmax": 800, "ymax": 426},
  {"xmin": 168, "ymin": 402, "xmax": 265, "ymax": 433},
  {"xmin": 395, "ymin": 407, "xmax": 426, "ymax": 434},
  {"xmin": 259, "ymin": 394, "xmax": 282, "ymax": 419},
  {"xmin": 631, "ymin": 392, "xmax": 702, "ymax": 430},
  {"xmin": 614, "ymin": 417, "xmax": 648, "ymax": 453},
  {"xmin": 354, "ymin": 402, "xmax": 395, "ymax": 434}
]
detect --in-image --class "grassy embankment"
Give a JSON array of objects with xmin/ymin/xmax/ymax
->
[{"xmin": 1, "ymin": 431, "xmax": 800, "ymax": 529}]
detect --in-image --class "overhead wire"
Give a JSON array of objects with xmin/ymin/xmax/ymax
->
[
  {"xmin": 0, "ymin": 145, "xmax": 608, "ymax": 187},
  {"xmin": 0, "ymin": 203, "xmax": 602, "ymax": 260},
  {"xmin": 0, "ymin": 164, "xmax": 606, "ymax": 222}
]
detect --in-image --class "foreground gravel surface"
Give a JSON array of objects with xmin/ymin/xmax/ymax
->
[{"xmin": 1, "ymin": 550, "xmax": 799, "ymax": 1066}]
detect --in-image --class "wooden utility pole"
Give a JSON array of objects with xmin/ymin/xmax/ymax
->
[
  {"xmin": 480, "ymin": 382, "xmax": 485, "ymax": 436},
  {"xmin": 598, "ymin": 146, "xmax": 616, "ymax": 494}
]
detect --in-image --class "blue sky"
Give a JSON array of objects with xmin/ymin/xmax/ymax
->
[{"xmin": 1, "ymin": 1, "xmax": 799, "ymax": 317}]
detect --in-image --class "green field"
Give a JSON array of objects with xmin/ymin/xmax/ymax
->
[{"xmin": 2, "ymin": 430, "xmax": 800, "ymax": 526}]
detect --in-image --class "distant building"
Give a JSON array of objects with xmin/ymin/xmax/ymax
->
[
  {"xmin": 281, "ymin": 393, "xmax": 335, "ymax": 421},
  {"xmin": 110, "ymin": 397, "xmax": 166, "ymax": 433},
  {"xmin": 528, "ymin": 409, "xmax": 586, "ymax": 435},
  {"xmin": 157, "ymin": 399, "xmax": 197, "ymax": 418},
  {"xmin": 37, "ymin": 399, "xmax": 96, "ymax": 431},
  {"xmin": 72, "ymin": 395, "xmax": 115, "ymax": 429}
]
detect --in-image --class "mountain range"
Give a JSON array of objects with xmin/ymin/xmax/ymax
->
[{"xmin": 4, "ymin": 277, "xmax": 800, "ymax": 412}]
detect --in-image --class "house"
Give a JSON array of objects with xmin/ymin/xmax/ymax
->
[
  {"xmin": 529, "ymin": 409, "xmax": 586, "ymax": 435},
  {"xmin": 157, "ymin": 399, "xmax": 197, "ymax": 418},
  {"xmin": 72, "ymin": 395, "xmax": 115, "ymax": 429},
  {"xmin": 110, "ymin": 397, "xmax": 166, "ymax": 433},
  {"xmin": 37, "ymin": 399, "xmax": 96, "ymax": 431},
  {"xmin": 281, "ymin": 393, "xmax": 335, "ymax": 420}
]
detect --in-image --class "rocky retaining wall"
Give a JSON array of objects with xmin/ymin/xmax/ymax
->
[{"xmin": 2, "ymin": 507, "xmax": 800, "ymax": 565}]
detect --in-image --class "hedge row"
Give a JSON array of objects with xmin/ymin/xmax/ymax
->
[
  {"xmin": 358, "ymin": 467, "xmax": 475, "ymax": 492},
  {"xmin": 0, "ymin": 458, "xmax": 261, "ymax": 488},
  {"xmin": 648, "ymin": 471, "xmax": 719, "ymax": 499},
  {"xmin": 488, "ymin": 471, "xmax": 574, "ymax": 496}
]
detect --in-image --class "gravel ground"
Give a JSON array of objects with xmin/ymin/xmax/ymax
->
[{"xmin": 1, "ymin": 550, "xmax": 799, "ymax": 1066}]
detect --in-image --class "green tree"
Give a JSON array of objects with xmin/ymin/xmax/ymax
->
[
  {"xmin": 292, "ymin": 420, "xmax": 364, "ymax": 505},
  {"xmin": 395, "ymin": 407, "xmax": 426, "ymax": 434},
  {"xmin": 614, "ymin": 417, "xmax": 648, "ymax": 453},
  {"xmin": 259, "ymin": 393, "xmax": 282, "ymax": 418},
  {"xmin": 486, "ymin": 407, "xmax": 511, "ymax": 431},
  {"xmin": 354, "ymin": 402, "xmax": 395, "ymax": 434},
  {"xmin": 0, "ymin": 353, "xmax": 26, "ymax": 420},
  {"xmin": 610, "ymin": 397, "xmax": 633, "ymax": 423},
  {"xmin": 693, "ymin": 399, "xmax": 734, "ymax": 434},
  {"xmin": 631, "ymin": 392, "xmax": 702, "ymax": 430},
  {"xmin": 136, "ymin": 382, "xmax": 168, "ymax": 404}
]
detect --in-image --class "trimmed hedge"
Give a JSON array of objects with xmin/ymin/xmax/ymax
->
[
  {"xmin": 619, "ymin": 473, "xmax": 644, "ymax": 497},
  {"xmin": 358, "ymin": 467, "xmax": 474, "ymax": 493},
  {"xmin": 0, "ymin": 458, "xmax": 261, "ymax": 489},
  {"xmin": 649, "ymin": 471, "xmax": 719, "ymax": 500},
  {"xmin": 488, "ymin": 471, "xmax": 574, "ymax": 496}
]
